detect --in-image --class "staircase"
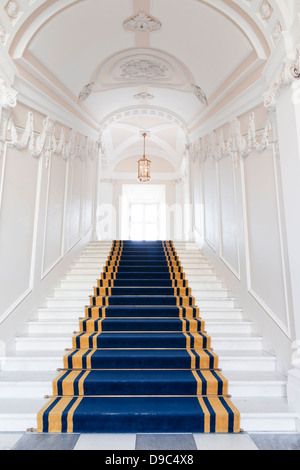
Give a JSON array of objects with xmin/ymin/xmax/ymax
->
[{"xmin": 0, "ymin": 241, "xmax": 297, "ymax": 432}]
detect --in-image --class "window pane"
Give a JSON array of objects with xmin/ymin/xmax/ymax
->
[
  {"xmin": 145, "ymin": 204, "xmax": 157, "ymax": 222},
  {"xmin": 131, "ymin": 204, "xmax": 144, "ymax": 223}
]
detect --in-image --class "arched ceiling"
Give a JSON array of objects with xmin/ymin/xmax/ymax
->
[{"xmin": 0, "ymin": 0, "xmax": 294, "ymax": 173}]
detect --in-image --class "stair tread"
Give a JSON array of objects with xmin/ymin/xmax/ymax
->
[
  {"xmin": 16, "ymin": 332, "xmax": 260, "ymax": 339},
  {"xmin": 0, "ymin": 397, "xmax": 296, "ymax": 417},
  {"xmin": 27, "ymin": 319, "xmax": 251, "ymax": 325},
  {"xmin": 0, "ymin": 370, "xmax": 286, "ymax": 383}
]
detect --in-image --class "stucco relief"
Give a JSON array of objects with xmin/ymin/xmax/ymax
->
[{"xmin": 123, "ymin": 11, "xmax": 161, "ymax": 32}]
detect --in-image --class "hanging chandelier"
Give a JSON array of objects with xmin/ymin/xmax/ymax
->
[{"xmin": 137, "ymin": 132, "xmax": 151, "ymax": 182}]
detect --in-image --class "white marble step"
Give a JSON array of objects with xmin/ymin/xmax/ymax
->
[
  {"xmin": 33, "ymin": 307, "xmax": 244, "ymax": 322},
  {"xmin": 67, "ymin": 268, "xmax": 218, "ymax": 277},
  {"xmin": 52, "ymin": 287, "xmax": 229, "ymax": 299},
  {"xmin": 14, "ymin": 332, "xmax": 263, "ymax": 351},
  {"xmin": 217, "ymin": 350, "xmax": 276, "ymax": 371},
  {"xmin": 72, "ymin": 261, "xmax": 213, "ymax": 270},
  {"xmin": 0, "ymin": 370, "xmax": 286, "ymax": 399},
  {"xmin": 59, "ymin": 279, "xmax": 224, "ymax": 290},
  {"xmin": 0, "ymin": 396, "xmax": 297, "ymax": 432},
  {"xmin": 25, "ymin": 319, "xmax": 252, "ymax": 335},
  {"xmin": 235, "ymin": 397, "xmax": 298, "ymax": 432},
  {"xmin": 43, "ymin": 295, "xmax": 237, "ymax": 309},
  {"xmin": 65, "ymin": 272, "xmax": 219, "ymax": 281},
  {"xmin": 0, "ymin": 349, "xmax": 276, "ymax": 373}
]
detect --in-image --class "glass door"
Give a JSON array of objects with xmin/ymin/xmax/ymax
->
[{"xmin": 130, "ymin": 203, "xmax": 159, "ymax": 240}]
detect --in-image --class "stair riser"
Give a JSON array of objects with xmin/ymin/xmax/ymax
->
[
  {"xmin": 73, "ymin": 262, "xmax": 213, "ymax": 269},
  {"xmin": 0, "ymin": 382, "xmax": 286, "ymax": 399},
  {"xmin": 14, "ymin": 337, "xmax": 262, "ymax": 351},
  {"xmin": 240, "ymin": 416, "xmax": 297, "ymax": 432},
  {"xmin": 0, "ymin": 414, "xmax": 296, "ymax": 433},
  {"xmin": 52, "ymin": 289, "xmax": 229, "ymax": 299},
  {"xmin": 228, "ymin": 383, "xmax": 286, "ymax": 398},
  {"xmin": 59, "ymin": 281, "xmax": 224, "ymax": 290},
  {"xmin": 0, "ymin": 356, "xmax": 275, "ymax": 372},
  {"xmin": 34, "ymin": 309, "xmax": 243, "ymax": 321},
  {"xmin": 45, "ymin": 298, "xmax": 236, "ymax": 308},
  {"xmin": 220, "ymin": 358, "xmax": 276, "ymax": 372},
  {"xmin": 26, "ymin": 322, "xmax": 252, "ymax": 335},
  {"xmin": 67, "ymin": 268, "xmax": 217, "ymax": 276},
  {"xmin": 0, "ymin": 415, "xmax": 38, "ymax": 432}
]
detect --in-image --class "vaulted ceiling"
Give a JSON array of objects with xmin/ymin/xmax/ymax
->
[{"xmin": 1, "ymin": 0, "xmax": 291, "ymax": 174}]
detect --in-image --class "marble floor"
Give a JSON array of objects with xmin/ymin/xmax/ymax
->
[{"xmin": 0, "ymin": 431, "xmax": 299, "ymax": 450}]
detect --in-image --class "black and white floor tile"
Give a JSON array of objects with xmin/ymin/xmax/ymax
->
[{"xmin": 0, "ymin": 431, "xmax": 299, "ymax": 451}]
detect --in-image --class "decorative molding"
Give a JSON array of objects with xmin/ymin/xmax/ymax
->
[
  {"xmin": 78, "ymin": 82, "xmax": 95, "ymax": 103},
  {"xmin": 259, "ymin": 0, "xmax": 273, "ymax": 22},
  {"xmin": 271, "ymin": 21, "xmax": 282, "ymax": 45},
  {"xmin": 0, "ymin": 23, "xmax": 8, "ymax": 45},
  {"xmin": 190, "ymin": 111, "xmax": 273, "ymax": 167},
  {"xmin": 119, "ymin": 59, "xmax": 169, "ymax": 81},
  {"xmin": 191, "ymin": 84, "xmax": 208, "ymax": 105},
  {"xmin": 0, "ymin": 107, "xmax": 98, "ymax": 165},
  {"xmin": 0, "ymin": 76, "xmax": 18, "ymax": 109},
  {"xmin": 133, "ymin": 91, "xmax": 154, "ymax": 101},
  {"xmin": 264, "ymin": 48, "xmax": 300, "ymax": 108},
  {"xmin": 6, "ymin": 1, "xmax": 20, "ymax": 19},
  {"xmin": 123, "ymin": 11, "xmax": 161, "ymax": 33},
  {"xmin": 0, "ymin": 78, "xmax": 98, "ymax": 164}
]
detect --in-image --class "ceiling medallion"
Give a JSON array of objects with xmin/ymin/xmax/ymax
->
[
  {"xmin": 192, "ymin": 84, "xmax": 208, "ymax": 105},
  {"xmin": 120, "ymin": 59, "xmax": 168, "ymax": 80},
  {"xmin": 123, "ymin": 11, "xmax": 161, "ymax": 33}
]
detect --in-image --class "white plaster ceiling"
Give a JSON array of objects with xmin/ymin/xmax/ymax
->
[{"xmin": 6, "ymin": 0, "xmax": 275, "ymax": 171}]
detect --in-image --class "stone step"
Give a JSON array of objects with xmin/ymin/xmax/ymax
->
[
  {"xmin": 52, "ymin": 287, "xmax": 229, "ymax": 299},
  {"xmin": 33, "ymin": 307, "xmax": 244, "ymax": 322},
  {"xmin": 25, "ymin": 319, "xmax": 252, "ymax": 335},
  {"xmin": 0, "ymin": 349, "xmax": 276, "ymax": 372},
  {"xmin": 0, "ymin": 396, "xmax": 296, "ymax": 432},
  {"xmin": 14, "ymin": 332, "xmax": 263, "ymax": 351},
  {"xmin": 0, "ymin": 370, "xmax": 286, "ymax": 399},
  {"xmin": 59, "ymin": 279, "xmax": 224, "ymax": 290}
]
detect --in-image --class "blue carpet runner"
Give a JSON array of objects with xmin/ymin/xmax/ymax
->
[{"xmin": 37, "ymin": 241, "xmax": 240, "ymax": 433}]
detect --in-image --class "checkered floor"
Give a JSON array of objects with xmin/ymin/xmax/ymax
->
[{"xmin": 1, "ymin": 431, "xmax": 300, "ymax": 450}]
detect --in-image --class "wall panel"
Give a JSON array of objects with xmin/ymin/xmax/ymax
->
[
  {"xmin": 242, "ymin": 148, "xmax": 290, "ymax": 334},
  {"xmin": 0, "ymin": 146, "xmax": 39, "ymax": 315},
  {"xmin": 203, "ymin": 157, "xmax": 218, "ymax": 250},
  {"xmin": 42, "ymin": 153, "xmax": 67, "ymax": 277},
  {"xmin": 218, "ymin": 155, "xmax": 240, "ymax": 278}
]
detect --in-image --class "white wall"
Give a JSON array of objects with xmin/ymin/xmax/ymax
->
[
  {"xmin": 0, "ymin": 103, "xmax": 98, "ymax": 345},
  {"xmin": 192, "ymin": 105, "xmax": 295, "ymax": 373}
]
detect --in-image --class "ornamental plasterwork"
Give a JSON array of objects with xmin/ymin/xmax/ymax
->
[
  {"xmin": 191, "ymin": 111, "xmax": 273, "ymax": 168},
  {"xmin": 78, "ymin": 82, "xmax": 95, "ymax": 103},
  {"xmin": 0, "ymin": 77, "xmax": 98, "ymax": 163},
  {"xmin": 0, "ymin": 23, "xmax": 7, "ymax": 44},
  {"xmin": 119, "ymin": 59, "xmax": 169, "ymax": 81},
  {"xmin": 264, "ymin": 48, "xmax": 300, "ymax": 108},
  {"xmin": 272, "ymin": 21, "xmax": 282, "ymax": 44},
  {"xmin": 123, "ymin": 11, "xmax": 161, "ymax": 32},
  {"xmin": 259, "ymin": 0, "xmax": 273, "ymax": 22},
  {"xmin": 192, "ymin": 84, "xmax": 208, "ymax": 105},
  {"xmin": 5, "ymin": 1, "xmax": 21, "ymax": 21},
  {"xmin": 133, "ymin": 92, "xmax": 154, "ymax": 101}
]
